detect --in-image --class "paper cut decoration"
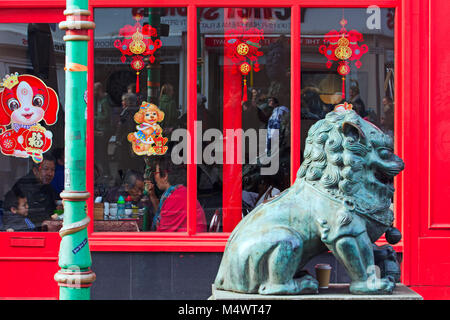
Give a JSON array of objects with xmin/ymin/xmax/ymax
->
[
  {"xmin": 334, "ymin": 102, "xmax": 353, "ymax": 112},
  {"xmin": 319, "ymin": 17, "xmax": 368, "ymax": 100},
  {"xmin": 0, "ymin": 73, "xmax": 59, "ymax": 163},
  {"xmin": 224, "ymin": 23, "xmax": 264, "ymax": 102},
  {"xmin": 114, "ymin": 13, "xmax": 162, "ymax": 93},
  {"xmin": 127, "ymin": 101, "xmax": 168, "ymax": 156}
]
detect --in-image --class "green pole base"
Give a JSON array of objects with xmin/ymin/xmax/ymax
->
[
  {"xmin": 55, "ymin": 267, "xmax": 96, "ymax": 300},
  {"xmin": 59, "ymin": 287, "xmax": 91, "ymax": 300}
]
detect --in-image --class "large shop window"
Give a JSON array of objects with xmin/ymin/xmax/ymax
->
[
  {"xmin": 91, "ymin": 7, "xmax": 292, "ymax": 234},
  {"xmin": 0, "ymin": 23, "xmax": 65, "ymax": 233},
  {"xmin": 93, "ymin": 8, "xmax": 194, "ymax": 232},
  {"xmin": 0, "ymin": 7, "xmax": 398, "ymax": 240},
  {"xmin": 300, "ymin": 8, "xmax": 395, "ymax": 144},
  {"xmin": 197, "ymin": 7, "xmax": 291, "ymax": 232}
]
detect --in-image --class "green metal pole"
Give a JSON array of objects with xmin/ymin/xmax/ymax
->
[
  {"xmin": 147, "ymin": 8, "xmax": 161, "ymax": 104},
  {"xmin": 55, "ymin": 1, "xmax": 96, "ymax": 300}
]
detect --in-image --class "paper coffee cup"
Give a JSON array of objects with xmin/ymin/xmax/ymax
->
[{"xmin": 315, "ymin": 264, "xmax": 332, "ymax": 288}]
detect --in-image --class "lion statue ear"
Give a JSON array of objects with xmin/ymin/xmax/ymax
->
[{"xmin": 342, "ymin": 121, "xmax": 366, "ymax": 144}]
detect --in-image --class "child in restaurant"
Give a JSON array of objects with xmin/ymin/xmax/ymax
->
[{"xmin": 1, "ymin": 187, "xmax": 35, "ymax": 232}]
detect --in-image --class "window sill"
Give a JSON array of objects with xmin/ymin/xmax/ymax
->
[
  {"xmin": 88, "ymin": 232, "xmax": 403, "ymax": 253},
  {"xmin": 88, "ymin": 232, "xmax": 230, "ymax": 252}
]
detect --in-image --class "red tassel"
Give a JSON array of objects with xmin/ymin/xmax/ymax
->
[
  {"xmin": 136, "ymin": 72, "xmax": 140, "ymax": 93},
  {"xmin": 341, "ymin": 77, "xmax": 345, "ymax": 100},
  {"xmin": 242, "ymin": 76, "xmax": 248, "ymax": 102}
]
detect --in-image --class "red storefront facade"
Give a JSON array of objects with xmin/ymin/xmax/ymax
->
[{"xmin": 0, "ymin": 0, "xmax": 449, "ymax": 300}]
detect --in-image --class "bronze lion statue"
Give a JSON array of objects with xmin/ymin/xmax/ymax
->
[{"xmin": 214, "ymin": 108, "xmax": 404, "ymax": 295}]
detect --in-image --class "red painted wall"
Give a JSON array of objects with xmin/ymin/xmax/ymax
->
[
  {"xmin": 0, "ymin": 0, "xmax": 450, "ymax": 300},
  {"xmin": 0, "ymin": 233, "xmax": 60, "ymax": 299},
  {"xmin": 401, "ymin": 0, "xmax": 450, "ymax": 300}
]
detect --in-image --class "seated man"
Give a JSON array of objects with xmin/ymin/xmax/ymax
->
[
  {"xmin": 11, "ymin": 153, "xmax": 58, "ymax": 230},
  {"xmin": 146, "ymin": 156, "xmax": 207, "ymax": 232},
  {"xmin": 1, "ymin": 186, "xmax": 35, "ymax": 232},
  {"xmin": 104, "ymin": 169, "xmax": 145, "ymax": 206}
]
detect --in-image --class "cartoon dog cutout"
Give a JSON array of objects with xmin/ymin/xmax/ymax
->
[
  {"xmin": 0, "ymin": 73, "xmax": 59, "ymax": 163},
  {"xmin": 127, "ymin": 102, "xmax": 168, "ymax": 156}
]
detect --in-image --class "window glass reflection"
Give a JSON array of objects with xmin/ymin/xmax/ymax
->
[
  {"xmin": 197, "ymin": 8, "xmax": 291, "ymax": 232},
  {"xmin": 301, "ymin": 8, "xmax": 395, "ymax": 161},
  {"xmin": 0, "ymin": 23, "xmax": 65, "ymax": 232},
  {"xmin": 93, "ymin": 8, "xmax": 203, "ymax": 232}
]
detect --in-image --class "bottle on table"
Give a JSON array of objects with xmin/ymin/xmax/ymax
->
[
  {"xmin": 109, "ymin": 203, "xmax": 118, "ymax": 220},
  {"xmin": 117, "ymin": 196, "xmax": 125, "ymax": 219},
  {"xmin": 125, "ymin": 195, "xmax": 133, "ymax": 218},
  {"xmin": 103, "ymin": 202, "xmax": 110, "ymax": 220}
]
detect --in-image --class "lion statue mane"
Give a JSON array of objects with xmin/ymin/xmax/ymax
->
[{"xmin": 214, "ymin": 109, "xmax": 404, "ymax": 295}]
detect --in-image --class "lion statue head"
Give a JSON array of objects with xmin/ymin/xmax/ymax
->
[{"xmin": 297, "ymin": 109, "xmax": 404, "ymax": 229}]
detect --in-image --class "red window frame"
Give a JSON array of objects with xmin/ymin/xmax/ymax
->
[
  {"xmin": 0, "ymin": 5, "xmax": 66, "ymax": 300},
  {"xmin": 1, "ymin": 0, "xmax": 403, "ymax": 254}
]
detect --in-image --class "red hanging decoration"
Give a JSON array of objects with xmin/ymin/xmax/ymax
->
[
  {"xmin": 319, "ymin": 17, "xmax": 368, "ymax": 100},
  {"xmin": 114, "ymin": 13, "xmax": 162, "ymax": 93},
  {"xmin": 224, "ymin": 23, "xmax": 264, "ymax": 102}
]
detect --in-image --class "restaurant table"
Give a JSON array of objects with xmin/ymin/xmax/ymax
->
[{"xmin": 42, "ymin": 219, "xmax": 141, "ymax": 232}]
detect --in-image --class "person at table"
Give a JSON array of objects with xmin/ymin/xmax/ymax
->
[
  {"xmin": 10, "ymin": 153, "xmax": 58, "ymax": 230},
  {"xmin": 104, "ymin": 169, "xmax": 145, "ymax": 206},
  {"xmin": 146, "ymin": 155, "xmax": 207, "ymax": 232},
  {"xmin": 1, "ymin": 186, "xmax": 35, "ymax": 232}
]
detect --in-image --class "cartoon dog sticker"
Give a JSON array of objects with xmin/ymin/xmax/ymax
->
[
  {"xmin": 127, "ymin": 101, "xmax": 168, "ymax": 156},
  {"xmin": 0, "ymin": 73, "xmax": 59, "ymax": 163}
]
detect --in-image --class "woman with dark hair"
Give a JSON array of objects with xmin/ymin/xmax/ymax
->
[{"xmin": 145, "ymin": 155, "xmax": 206, "ymax": 232}]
